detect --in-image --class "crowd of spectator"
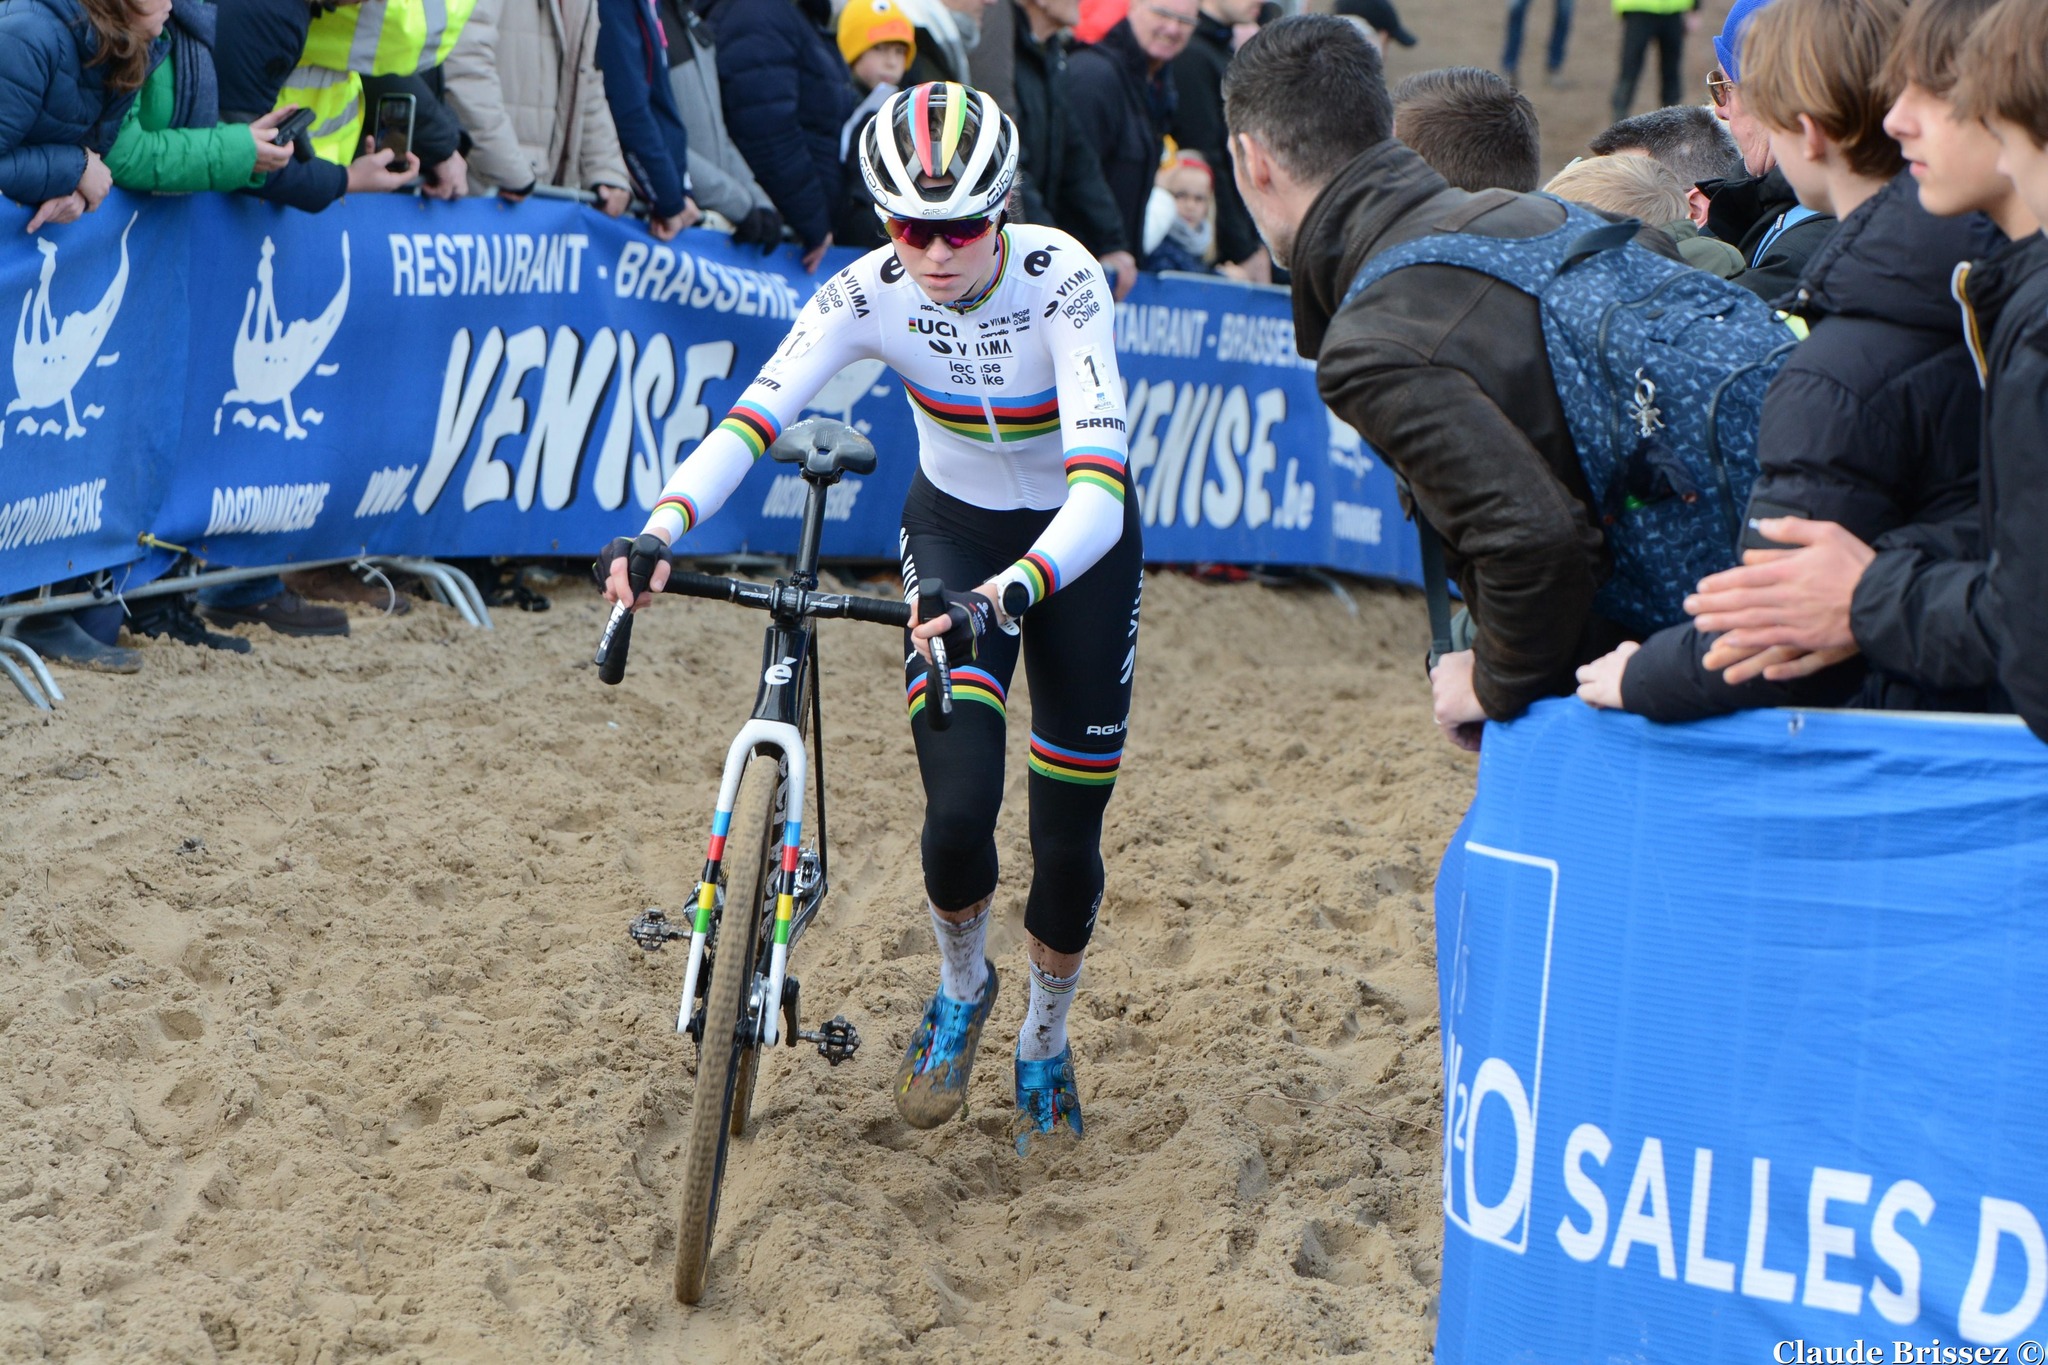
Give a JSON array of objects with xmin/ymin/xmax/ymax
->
[{"xmin": 4, "ymin": 0, "xmax": 2046, "ymax": 753}]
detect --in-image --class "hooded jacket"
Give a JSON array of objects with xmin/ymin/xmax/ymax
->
[
  {"xmin": 704, "ymin": 0, "xmax": 850, "ymax": 250},
  {"xmin": 1168, "ymin": 9, "xmax": 1258, "ymax": 267},
  {"xmin": 1703, "ymin": 166, "xmax": 1837, "ymax": 303},
  {"xmin": 0, "ymin": 0, "xmax": 162, "ymax": 204},
  {"xmin": 1010, "ymin": 4, "xmax": 1126, "ymax": 257},
  {"xmin": 444, "ymin": 0, "xmax": 630, "ymax": 196},
  {"xmin": 1851, "ymin": 230, "xmax": 2048, "ymax": 741},
  {"xmin": 1065, "ymin": 19, "xmax": 1173, "ymax": 266},
  {"xmin": 1620, "ymin": 172, "xmax": 1998, "ymax": 721},
  {"xmin": 1295, "ymin": 140, "xmax": 1675, "ymax": 720}
]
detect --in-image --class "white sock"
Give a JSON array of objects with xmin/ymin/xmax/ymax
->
[
  {"xmin": 931, "ymin": 902, "xmax": 991, "ymax": 1003},
  {"xmin": 1018, "ymin": 958, "xmax": 1082, "ymax": 1062}
]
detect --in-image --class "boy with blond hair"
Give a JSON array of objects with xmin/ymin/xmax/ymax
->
[{"xmin": 1577, "ymin": 0, "xmax": 2001, "ymax": 720}]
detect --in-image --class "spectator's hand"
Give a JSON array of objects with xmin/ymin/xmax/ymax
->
[
  {"xmin": 76, "ymin": 149, "xmax": 112, "ymax": 210},
  {"xmin": 1235, "ymin": 247, "xmax": 1274, "ymax": 285},
  {"xmin": 731, "ymin": 203, "xmax": 784, "ymax": 250},
  {"xmin": 594, "ymin": 184, "xmax": 630, "ymax": 217},
  {"xmin": 422, "ymin": 150, "xmax": 469, "ymax": 200},
  {"xmin": 1685, "ymin": 517, "xmax": 1874, "ymax": 652},
  {"xmin": 348, "ymin": 138, "xmax": 420, "ymax": 194},
  {"xmin": 1100, "ymin": 250, "xmax": 1138, "ymax": 300},
  {"xmin": 1683, "ymin": 9, "xmax": 1701, "ymax": 32},
  {"xmin": 1713, "ymin": 642, "xmax": 1860, "ymax": 686},
  {"xmin": 498, "ymin": 178, "xmax": 535, "ymax": 204},
  {"xmin": 601, "ymin": 532, "xmax": 672, "ymax": 609},
  {"xmin": 26, "ymin": 193, "xmax": 86, "ymax": 232},
  {"xmin": 1575, "ymin": 641, "xmax": 1640, "ymax": 709},
  {"xmin": 1430, "ymin": 649, "xmax": 1486, "ymax": 752},
  {"xmin": 249, "ymin": 108, "xmax": 295, "ymax": 174},
  {"xmin": 677, "ymin": 195, "xmax": 702, "ymax": 229},
  {"xmin": 801, "ymin": 232, "xmax": 834, "ymax": 272}
]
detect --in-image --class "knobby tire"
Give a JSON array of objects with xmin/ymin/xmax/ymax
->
[{"xmin": 674, "ymin": 752, "xmax": 778, "ymax": 1305}]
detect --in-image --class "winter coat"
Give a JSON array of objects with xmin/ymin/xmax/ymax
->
[
  {"xmin": 1620, "ymin": 172, "xmax": 1999, "ymax": 722},
  {"xmin": 1168, "ymin": 10, "xmax": 1257, "ymax": 267},
  {"xmin": 1851, "ymin": 230, "xmax": 2048, "ymax": 742},
  {"xmin": 1065, "ymin": 19, "xmax": 1173, "ymax": 265},
  {"xmin": 445, "ymin": 0, "xmax": 630, "ymax": 195},
  {"xmin": 651, "ymin": 0, "xmax": 768, "ymax": 225},
  {"xmin": 105, "ymin": 0, "xmax": 256, "ymax": 193},
  {"xmin": 1702, "ymin": 166, "xmax": 1837, "ymax": 303},
  {"xmin": 703, "ymin": 0, "xmax": 850, "ymax": 250},
  {"xmin": 0, "ymin": 0, "xmax": 162, "ymax": 205},
  {"xmin": 1294, "ymin": 140, "xmax": 1682, "ymax": 720},
  {"xmin": 214, "ymin": 0, "xmax": 347, "ymax": 211},
  {"xmin": 1663, "ymin": 219, "xmax": 1742, "ymax": 277},
  {"xmin": 594, "ymin": 0, "xmax": 690, "ymax": 219},
  {"xmin": 1010, "ymin": 8, "xmax": 1125, "ymax": 256}
]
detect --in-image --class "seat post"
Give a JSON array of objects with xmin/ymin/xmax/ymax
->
[{"xmin": 791, "ymin": 471, "xmax": 838, "ymax": 588}]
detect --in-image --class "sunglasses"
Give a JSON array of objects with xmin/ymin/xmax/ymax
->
[
  {"xmin": 885, "ymin": 215, "xmax": 997, "ymax": 250},
  {"xmin": 1707, "ymin": 67, "xmax": 1736, "ymax": 109}
]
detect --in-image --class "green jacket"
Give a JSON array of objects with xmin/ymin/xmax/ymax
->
[
  {"xmin": 1663, "ymin": 220, "xmax": 1745, "ymax": 278},
  {"xmin": 1612, "ymin": 0, "xmax": 1694, "ymax": 13},
  {"xmin": 104, "ymin": 49, "xmax": 258, "ymax": 193}
]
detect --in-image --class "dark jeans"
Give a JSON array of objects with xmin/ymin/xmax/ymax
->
[
  {"xmin": 1612, "ymin": 11, "xmax": 1687, "ymax": 122},
  {"xmin": 1503, "ymin": 0, "xmax": 1575, "ymax": 76}
]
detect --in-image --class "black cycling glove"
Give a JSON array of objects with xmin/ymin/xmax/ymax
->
[
  {"xmin": 930, "ymin": 586, "xmax": 995, "ymax": 663},
  {"xmin": 593, "ymin": 533, "xmax": 666, "ymax": 595}
]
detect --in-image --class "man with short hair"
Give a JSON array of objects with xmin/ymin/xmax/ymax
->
[
  {"xmin": 1171, "ymin": 0, "xmax": 1269, "ymax": 280},
  {"xmin": 1390, "ymin": 66, "xmax": 1541, "ymax": 192},
  {"xmin": 1589, "ymin": 104, "xmax": 1742, "ymax": 226},
  {"xmin": 1011, "ymin": 0, "xmax": 1139, "ymax": 293},
  {"xmin": 1067, "ymin": 0, "xmax": 1199, "ymax": 271},
  {"xmin": 1224, "ymin": 14, "xmax": 1654, "ymax": 747}
]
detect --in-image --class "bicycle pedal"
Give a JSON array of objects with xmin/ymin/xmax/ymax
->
[
  {"xmin": 628, "ymin": 907, "xmax": 687, "ymax": 952},
  {"xmin": 798, "ymin": 1015, "xmax": 860, "ymax": 1066}
]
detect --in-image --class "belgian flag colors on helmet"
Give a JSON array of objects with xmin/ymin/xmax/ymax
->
[{"xmin": 859, "ymin": 82, "xmax": 1019, "ymax": 221}]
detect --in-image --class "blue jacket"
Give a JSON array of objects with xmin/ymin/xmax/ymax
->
[
  {"xmin": 594, "ymin": 0, "xmax": 689, "ymax": 219},
  {"xmin": 704, "ymin": 0, "xmax": 849, "ymax": 249},
  {"xmin": 0, "ymin": 0, "xmax": 162, "ymax": 204}
]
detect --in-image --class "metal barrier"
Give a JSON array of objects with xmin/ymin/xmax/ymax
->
[{"xmin": 0, "ymin": 557, "xmax": 491, "ymax": 710}]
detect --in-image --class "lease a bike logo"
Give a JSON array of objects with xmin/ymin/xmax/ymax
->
[
  {"xmin": 217, "ymin": 234, "xmax": 350, "ymax": 441},
  {"xmin": 5, "ymin": 213, "xmax": 134, "ymax": 448}
]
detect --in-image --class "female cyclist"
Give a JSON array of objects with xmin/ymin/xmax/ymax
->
[{"xmin": 602, "ymin": 81, "xmax": 1141, "ymax": 1154}]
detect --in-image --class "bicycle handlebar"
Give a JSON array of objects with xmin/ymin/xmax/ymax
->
[{"xmin": 593, "ymin": 555, "xmax": 918, "ymax": 686}]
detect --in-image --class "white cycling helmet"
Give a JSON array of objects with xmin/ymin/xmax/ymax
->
[{"xmin": 859, "ymin": 81, "xmax": 1019, "ymax": 221}]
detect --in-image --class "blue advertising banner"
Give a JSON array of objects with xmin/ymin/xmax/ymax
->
[
  {"xmin": 0, "ymin": 192, "xmax": 1416, "ymax": 594},
  {"xmin": 1435, "ymin": 701, "xmax": 2048, "ymax": 1363}
]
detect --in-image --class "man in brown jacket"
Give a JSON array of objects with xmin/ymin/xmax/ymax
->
[{"xmin": 1224, "ymin": 13, "xmax": 1640, "ymax": 750}]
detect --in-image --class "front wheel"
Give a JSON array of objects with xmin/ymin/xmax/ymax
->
[{"xmin": 673, "ymin": 753, "xmax": 777, "ymax": 1305}]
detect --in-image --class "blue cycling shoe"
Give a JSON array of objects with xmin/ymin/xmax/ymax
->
[
  {"xmin": 893, "ymin": 961, "xmax": 999, "ymax": 1129},
  {"xmin": 1013, "ymin": 1045, "xmax": 1084, "ymax": 1156}
]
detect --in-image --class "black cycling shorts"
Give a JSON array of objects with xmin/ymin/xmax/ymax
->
[{"xmin": 897, "ymin": 472, "xmax": 1143, "ymax": 956}]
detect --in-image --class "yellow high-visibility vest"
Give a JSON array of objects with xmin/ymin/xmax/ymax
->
[
  {"xmin": 302, "ymin": 0, "xmax": 474, "ymax": 77},
  {"xmin": 278, "ymin": 64, "xmax": 366, "ymax": 166}
]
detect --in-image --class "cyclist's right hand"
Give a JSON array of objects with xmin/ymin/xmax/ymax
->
[
  {"xmin": 599, "ymin": 532, "xmax": 673, "ymax": 609},
  {"xmin": 910, "ymin": 583, "xmax": 996, "ymax": 664}
]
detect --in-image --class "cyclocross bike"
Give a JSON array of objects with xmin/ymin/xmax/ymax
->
[{"xmin": 593, "ymin": 417, "xmax": 961, "ymax": 1305}]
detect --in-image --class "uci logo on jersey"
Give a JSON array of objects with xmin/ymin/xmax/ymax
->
[{"xmin": 908, "ymin": 318, "xmax": 958, "ymax": 337}]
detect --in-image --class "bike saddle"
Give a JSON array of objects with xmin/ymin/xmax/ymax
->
[{"xmin": 768, "ymin": 417, "xmax": 878, "ymax": 478}]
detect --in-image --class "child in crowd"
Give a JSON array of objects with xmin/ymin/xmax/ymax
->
[
  {"xmin": 1680, "ymin": 0, "xmax": 2048, "ymax": 742},
  {"xmin": 1577, "ymin": 0, "xmax": 2001, "ymax": 720},
  {"xmin": 1391, "ymin": 67, "xmax": 1541, "ymax": 192},
  {"xmin": 1587, "ymin": 105, "xmax": 1746, "ymax": 274},
  {"xmin": 1144, "ymin": 151, "xmax": 1219, "ymax": 273},
  {"xmin": 835, "ymin": 0, "xmax": 916, "ymax": 249},
  {"xmin": 1545, "ymin": 154, "xmax": 1690, "ymax": 229}
]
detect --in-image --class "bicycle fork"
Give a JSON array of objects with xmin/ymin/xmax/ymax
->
[{"xmin": 676, "ymin": 717, "xmax": 810, "ymax": 1045}]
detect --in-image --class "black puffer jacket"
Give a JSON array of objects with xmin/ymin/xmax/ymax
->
[
  {"xmin": 1702, "ymin": 166, "xmax": 1838, "ymax": 303},
  {"xmin": 1011, "ymin": 7, "xmax": 1126, "ymax": 256},
  {"xmin": 1852, "ymin": 230, "xmax": 2048, "ymax": 741},
  {"xmin": 1297, "ymin": 141, "xmax": 1683, "ymax": 719},
  {"xmin": 705, "ymin": 0, "xmax": 849, "ymax": 251},
  {"xmin": 1065, "ymin": 20, "xmax": 1172, "ymax": 266},
  {"xmin": 1168, "ymin": 11, "xmax": 1257, "ymax": 266},
  {"xmin": 1622, "ymin": 173, "xmax": 1999, "ymax": 721}
]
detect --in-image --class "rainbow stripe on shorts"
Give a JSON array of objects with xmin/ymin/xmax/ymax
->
[
  {"xmin": 1028, "ymin": 734, "xmax": 1122, "ymax": 786},
  {"xmin": 907, "ymin": 665, "xmax": 1007, "ymax": 721}
]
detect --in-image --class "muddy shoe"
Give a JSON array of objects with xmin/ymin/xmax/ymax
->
[
  {"xmin": 12, "ymin": 613, "xmax": 141, "ymax": 673},
  {"xmin": 128, "ymin": 598, "xmax": 253, "ymax": 653},
  {"xmin": 893, "ymin": 962, "xmax": 999, "ymax": 1129},
  {"xmin": 203, "ymin": 590, "xmax": 349, "ymax": 638},
  {"xmin": 1014, "ymin": 1045, "xmax": 1084, "ymax": 1156}
]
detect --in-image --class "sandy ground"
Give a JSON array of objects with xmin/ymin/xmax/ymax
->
[{"xmin": 1, "ymin": 568, "xmax": 1469, "ymax": 1364}]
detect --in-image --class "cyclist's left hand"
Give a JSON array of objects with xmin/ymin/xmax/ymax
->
[{"xmin": 910, "ymin": 583, "xmax": 1000, "ymax": 664}]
